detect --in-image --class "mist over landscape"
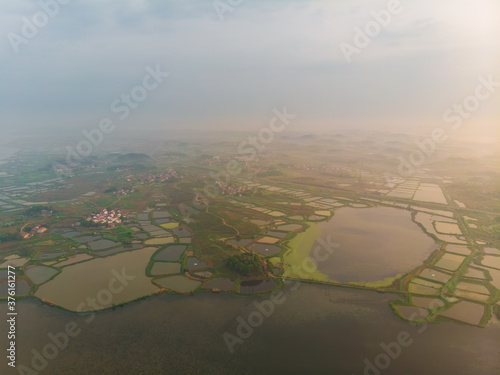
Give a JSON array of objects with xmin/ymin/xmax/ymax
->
[{"xmin": 1, "ymin": 1, "xmax": 499, "ymax": 374}]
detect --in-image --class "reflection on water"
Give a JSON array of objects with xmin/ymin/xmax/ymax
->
[
  {"xmin": 315, "ymin": 207, "xmax": 437, "ymax": 282},
  {"xmin": 35, "ymin": 248, "xmax": 158, "ymax": 311},
  {"xmin": 1, "ymin": 284, "xmax": 499, "ymax": 375},
  {"xmin": 239, "ymin": 279, "xmax": 277, "ymax": 293}
]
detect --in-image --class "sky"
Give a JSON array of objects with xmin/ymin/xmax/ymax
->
[{"xmin": 0, "ymin": 0, "xmax": 499, "ymax": 140}]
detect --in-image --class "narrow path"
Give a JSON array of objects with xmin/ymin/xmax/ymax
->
[{"xmin": 195, "ymin": 196, "xmax": 240, "ymax": 239}]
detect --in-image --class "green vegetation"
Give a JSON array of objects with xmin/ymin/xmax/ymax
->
[
  {"xmin": 1, "ymin": 137, "xmax": 499, "ymax": 328},
  {"xmin": 104, "ymin": 186, "xmax": 118, "ymax": 194},
  {"xmin": 282, "ymin": 223, "xmax": 329, "ymax": 281},
  {"xmin": 23, "ymin": 205, "xmax": 52, "ymax": 217},
  {"xmin": 0, "ymin": 232, "xmax": 19, "ymax": 243},
  {"xmin": 494, "ymin": 305, "xmax": 500, "ymax": 320},
  {"xmin": 226, "ymin": 253, "xmax": 264, "ymax": 276},
  {"xmin": 349, "ymin": 274, "xmax": 402, "ymax": 289},
  {"xmin": 78, "ymin": 218, "xmax": 103, "ymax": 228},
  {"xmin": 256, "ymin": 169, "xmax": 283, "ymax": 177},
  {"xmin": 102, "ymin": 227, "xmax": 134, "ymax": 244}
]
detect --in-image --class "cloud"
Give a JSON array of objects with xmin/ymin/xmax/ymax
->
[{"xmin": 0, "ymin": 0, "xmax": 498, "ymax": 135}]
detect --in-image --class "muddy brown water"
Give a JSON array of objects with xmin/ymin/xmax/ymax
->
[{"xmin": 1, "ymin": 284, "xmax": 499, "ymax": 374}]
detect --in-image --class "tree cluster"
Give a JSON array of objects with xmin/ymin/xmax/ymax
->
[
  {"xmin": 226, "ymin": 253, "xmax": 263, "ymax": 276},
  {"xmin": 23, "ymin": 205, "xmax": 52, "ymax": 217},
  {"xmin": 0, "ymin": 232, "xmax": 19, "ymax": 243}
]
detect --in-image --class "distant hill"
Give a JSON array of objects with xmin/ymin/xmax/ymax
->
[
  {"xmin": 105, "ymin": 153, "xmax": 151, "ymax": 164},
  {"xmin": 117, "ymin": 153, "xmax": 151, "ymax": 162}
]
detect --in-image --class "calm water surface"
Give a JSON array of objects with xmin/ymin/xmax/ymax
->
[
  {"xmin": 1, "ymin": 284, "xmax": 499, "ymax": 375},
  {"xmin": 316, "ymin": 207, "xmax": 437, "ymax": 282}
]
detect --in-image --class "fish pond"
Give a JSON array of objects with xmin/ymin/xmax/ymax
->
[
  {"xmin": 284, "ymin": 207, "xmax": 437, "ymax": 284},
  {"xmin": 35, "ymin": 247, "xmax": 159, "ymax": 311},
  {"xmin": 155, "ymin": 275, "xmax": 201, "ymax": 293},
  {"xmin": 154, "ymin": 245, "xmax": 187, "ymax": 261}
]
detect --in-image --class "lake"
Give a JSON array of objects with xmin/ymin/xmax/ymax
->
[
  {"xmin": 1, "ymin": 284, "xmax": 498, "ymax": 374},
  {"xmin": 285, "ymin": 207, "xmax": 437, "ymax": 283}
]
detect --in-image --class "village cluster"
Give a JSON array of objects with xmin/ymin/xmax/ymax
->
[
  {"xmin": 125, "ymin": 168, "xmax": 180, "ymax": 184},
  {"xmin": 87, "ymin": 209, "xmax": 123, "ymax": 227},
  {"xmin": 215, "ymin": 182, "xmax": 255, "ymax": 196},
  {"xmin": 20, "ymin": 224, "xmax": 47, "ymax": 239}
]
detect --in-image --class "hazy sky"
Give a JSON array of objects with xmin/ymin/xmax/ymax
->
[{"xmin": 1, "ymin": 0, "xmax": 499, "ymax": 138}]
